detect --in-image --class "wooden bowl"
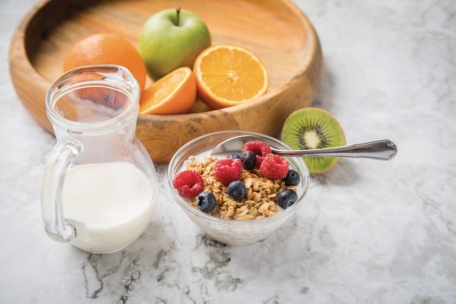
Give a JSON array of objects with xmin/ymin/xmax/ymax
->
[{"xmin": 9, "ymin": 0, "xmax": 322, "ymax": 163}]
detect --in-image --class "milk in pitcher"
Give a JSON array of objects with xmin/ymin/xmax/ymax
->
[{"xmin": 63, "ymin": 161, "xmax": 156, "ymax": 253}]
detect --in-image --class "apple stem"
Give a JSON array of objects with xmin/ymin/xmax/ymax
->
[{"xmin": 176, "ymin": 7, "xmax": 181, "ymax": 26}]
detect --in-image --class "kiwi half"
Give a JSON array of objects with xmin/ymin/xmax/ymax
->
[{"xmin": 281, "ymin": 107, "xmax": 346, "ymax": 174}]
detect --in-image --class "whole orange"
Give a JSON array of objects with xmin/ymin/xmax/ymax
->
[{"xmin": 63, "ymin": 33, "xmax": 147, "ymax": 93}]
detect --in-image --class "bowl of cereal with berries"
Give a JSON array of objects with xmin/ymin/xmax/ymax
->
[{"xmin": 168, "ymin": 130, "xmax": 310, "ymax": 245}]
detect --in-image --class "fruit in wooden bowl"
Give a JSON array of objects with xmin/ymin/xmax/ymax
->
[
  {"xmin": 193, "ymin": 44, "xmax": 269, "ymax": 110},
  {"xmin": 139, "ymin": 8, "xmax": 211, "ymax": 81},
  {"xmin": 63, "ymin": 33, "xmax": 148, "ymax": 93},
  {"xmin": 9, "ymin": 0, "xmax": 323, "ymax": 163},
  {"xmin": 139, "ymin": 67, "xmax": 197, "ymax": 115}
]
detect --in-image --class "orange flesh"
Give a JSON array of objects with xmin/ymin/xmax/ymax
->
[
  {"xmin": 139, "ymin": 67, "xmax": 196, "ymax": 115},
  {"xmin": 198, "ymin": 48, "xmax": 267, "ymax": 101},
  {"xmin": 141, "ymin": 72, "xmax": 184, "ymax": 108}
]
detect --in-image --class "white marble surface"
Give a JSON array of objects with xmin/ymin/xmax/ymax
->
[{"xmin": 1, "ymin": 0, "xmax": 455, "ymax": 303}]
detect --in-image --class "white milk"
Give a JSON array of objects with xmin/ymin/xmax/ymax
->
[{"xmin": 62, "ymin": 162, "xmax": 156, "ymax": 253}]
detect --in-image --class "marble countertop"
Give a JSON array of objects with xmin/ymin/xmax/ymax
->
[{"xmin": 1, "ymin": 0, "xmax": 455, "ymax": 303}]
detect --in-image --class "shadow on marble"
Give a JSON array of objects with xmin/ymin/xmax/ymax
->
[
  {"xmin": 311, "ymin": 64, "xmax": 337, "ymax": 112},
  {"xmin": 308, "ymin": 159, "xmax": 360, "ymax": 187}
]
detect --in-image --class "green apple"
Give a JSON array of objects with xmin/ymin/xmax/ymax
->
[{"xmin": 139, "ymin": 8, "xmax": 211, "ymax": 81}]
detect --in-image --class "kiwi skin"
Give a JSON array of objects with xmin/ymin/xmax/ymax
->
[{"xmin": 281, "ymin": 107, "xmax": 346, "ymax": 174}]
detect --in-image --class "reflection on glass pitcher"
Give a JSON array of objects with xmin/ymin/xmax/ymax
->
[{"xmin": 41, "ymin": 65, "xmax": 159, "ymax": 253}]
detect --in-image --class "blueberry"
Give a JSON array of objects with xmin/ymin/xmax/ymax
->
[
  {"xmin": 196, "ymin": 191, "xmax": 217, "ymax": 212},
  {"xmin": 277, "ymin": 189, "xmax": 298, "ymax": 209},
  {"xmin": 227, "ymin": 181, "xmax": 246, "ymax": 200},
  {"xmin": 240, "ymin": 151, "xmax": 256, "ymax": 170},
  {"xmin": 228, "ymin": 154, "xmax": 241, "ymax": 160},
  {"xmin": 283, "ymin": 169, "xmax": 300, "ymax": 186}
]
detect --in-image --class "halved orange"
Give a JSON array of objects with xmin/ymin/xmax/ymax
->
[
  {"xmin": 139, "ymin": 67, "xmax": 196, "ymax": 115},
  {"xmin": 193, "ymin": 45, "xmax": 269, "ymax": 110}
]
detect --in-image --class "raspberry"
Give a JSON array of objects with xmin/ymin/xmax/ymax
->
[
  {"xmin": 242, "ymin": 141, "xmax": 271, "ymax": 167},
  {"xmin": 214, "ymin": 158, "xmax": 243, "ymax": 186},
  {"xmin": 260, "ymin": 154, "xmax": 289, "ymax": 180},
  {"xmin": 172, "ymin": 170, "xmax": 204, "ymax": 198}
]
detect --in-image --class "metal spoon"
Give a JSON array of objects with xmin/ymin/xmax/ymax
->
[{"xmin": 211, "ymin": 135, "xmax": 397, "ymax": 160}]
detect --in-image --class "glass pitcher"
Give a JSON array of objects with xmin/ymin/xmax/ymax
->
[{"xmin": 41, "ymin": 65, "xmax": 158, "ymax": 253}]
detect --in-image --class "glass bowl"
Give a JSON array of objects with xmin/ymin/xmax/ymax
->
[{"xmin": 167, "ymin": 130, "xmax": 310, "ymax": 245}]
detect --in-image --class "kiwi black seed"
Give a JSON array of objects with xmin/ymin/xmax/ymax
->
[{"xmin": 281, "ymin": 108, "xmax": 346, "ymax": 174}]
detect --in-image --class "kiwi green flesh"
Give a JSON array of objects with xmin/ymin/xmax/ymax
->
[{"xmin": 281, "ymin": 108, "xmax": 346, "ymax": 174}]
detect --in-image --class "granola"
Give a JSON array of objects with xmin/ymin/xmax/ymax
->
[{"xmin": 184, "ymin": 156, "xmax": 298, "ymax": 220}]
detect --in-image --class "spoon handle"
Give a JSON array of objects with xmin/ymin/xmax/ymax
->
[{"xmin": 273, "ymin": 140, "xmax": 397, "ymax": 160}]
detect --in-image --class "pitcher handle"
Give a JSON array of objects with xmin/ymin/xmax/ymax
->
[{"xmin": 41, "ymin": 137, "xmax": 83, "ymax": 243}]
